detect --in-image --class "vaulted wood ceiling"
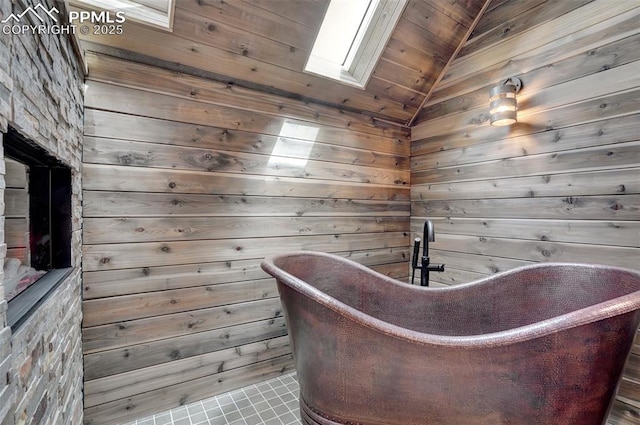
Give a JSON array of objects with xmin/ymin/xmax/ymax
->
[{"xmin": 76, "ymin": 0, "xmax": 488, "ymax": 127}]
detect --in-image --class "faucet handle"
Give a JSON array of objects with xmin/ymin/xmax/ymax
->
[{"xmin": 425, "ymin": 263, "xmax": 445, "ymax": 273}]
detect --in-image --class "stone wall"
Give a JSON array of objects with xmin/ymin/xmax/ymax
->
[{"xmin": 0, "ymin": 0, "xmax": 84, "ymax": 424}]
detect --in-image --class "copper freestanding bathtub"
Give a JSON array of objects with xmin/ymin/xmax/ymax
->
[{"xmin": 261, "ymin": 251, "xmax": 640, "ymax": 425}]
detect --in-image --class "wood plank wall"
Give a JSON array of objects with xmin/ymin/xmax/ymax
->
[
  {"xmin": 74, "ymin": 0, "xmax": 411, "ymax": 123},
  {"xmin": 74, "ymin": 0, "xmax": 488, "ymax": 126},
  {"xmin": 410, "ymin": 1, "xmax": 640, "ymax": 423},
  {"xmin": 4, "ymin": 159, "xmax": 28, "ymax": 265},
  {"xmin": 81, "ymin": 52, "xmax": 410, "ymax": 424}
]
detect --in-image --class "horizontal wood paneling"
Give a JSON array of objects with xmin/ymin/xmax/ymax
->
[
  {"xmin": 83, "ymin": 54, "xmax": 409, "ymax": 143},
  {"xmin": 414, "ymin": 7, "xmax": 640, "ymax": 125},
  {"xmin": 82, "ymin": 278, "xmax": 279, "ymax": 327},
  {"xmin": 412, "ymin": 113, "xmax": 640, "ymax": 164},
  {"xmin": 83, "ymin": 354, "xmax": 295, "ymax": 425},
  {"xmin": 76, "ymin": 3, "xmax": 411, "ymax": 122},
  {"xmin": 435, "ymin": 0, "xmax": 640, "ymax": 93},
  {"xmin": 412, "ymin": 231, "xmax": 638, "ymax": 269},
  {"xmin": 3, "ymin": 159, "xmax": 28, "ymax": 264},
  {"xmin": 75, "ymin": 0, "xmax": 486, "ymax": 125},
  {"xmin": 412, "ymin": 168, "xmax": 639, "ymax": 201},
  {"xmin": 82, "ymin": 248, "xmax": 408, "ymax": 300},
  {"xmin": 414, "ymin": 195, "xmax": 639, "ymax": 221},
  {"xmin": 462, "ymin": 0, "xmax": 592, "ymax": 59},
  {"xmin": 83, "ymin": 190, "xmax": 408, "ymax": 219},
  {"xmin": 82, "ymin": 53, "xmax": 410, "ymax": 424},
  {"xmin": 414, "ymin": 218, "xmax": 639, "ymax": 248},
  {"xmin": 410, "ymin": 2, "xmax": 640, "ymax": 422},
  {"xmin": 83, "ymin": 136, "xmax": 409, "ymax": 185},
  {"xmin": 74, "ymin": 2, "xmax": 640, "ymax": 424},
  {"xmin": 83, "ymin": 298, "xmax": 283, "ymax": 353},
  {"xmin": 83, "ymin": 216, "xmax": 408, "ymax": 244},
  {"xmin": 83, "ymin": 232, "xmax": 409, "ymax": 272},
  {"xmin": 84, "ymin": 335, "xmax": 292, "ymax": 408},
  {"xmin": 82, "ymin": 165, "xmax": 409, "ymax": 203},
  {"xmin": 83, "ymin": 316, "xmax": 288, "ymax": 381}
]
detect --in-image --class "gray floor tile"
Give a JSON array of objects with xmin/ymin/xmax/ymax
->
[
  {"xmin": 224, "ymin": 411, "xmax": 243, "ymax": 423},
  {"xmin": 190, "ymin": 412, "xmax": 209, "ymax": 423},
  {"xmin": 243, "ymin": 414, "xmax": 263, "ymax": 425},
  {"xmin": 205, "ymin": 407, "xmax": 224, "ymax": 420},
  {"xmin": 128, "ymin": 372, "xmax": 300, "ymax": 425}
]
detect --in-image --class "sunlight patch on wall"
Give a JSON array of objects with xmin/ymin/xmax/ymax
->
[{"xmin": 268, "ymin": 122, "xmax": 319, "ymax": 168}]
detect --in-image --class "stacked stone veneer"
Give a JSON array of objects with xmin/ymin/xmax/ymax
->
[{"xmin": 0, "ymin": 0, "xmax": 84, "ymax": 424}]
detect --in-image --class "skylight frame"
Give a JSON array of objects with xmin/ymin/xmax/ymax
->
[
  {"xmin": 68, "ymin": 0, "xmax": 175, "ymax": 31},
  {"xmin": 305, "ymin": 0, "xmax": 408, "ymax": 89}
]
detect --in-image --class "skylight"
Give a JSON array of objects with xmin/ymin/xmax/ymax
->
[
  {"xmin": 311, "ymin": 0, "xmax": 373, "ymax": 66},
  {"xmin": 69, "ymin": 0, "xmax": 175, "ymax": 31},
  {"xmin": 305, "ymin": 0, "xmax": 407, "ymax": 89}
]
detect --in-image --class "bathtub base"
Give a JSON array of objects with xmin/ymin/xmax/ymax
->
[{"xmin": 300, "ymin": 397, "xmax": 343, "ymax": 425}]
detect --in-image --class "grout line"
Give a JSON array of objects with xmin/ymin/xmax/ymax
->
[
  {"xmin": 137, "ymin": 372, "xmax": 300, "ymax": 425},
  {"xmin": 224, "ymin": 391, "xmax": 243, "ymax": 424}
]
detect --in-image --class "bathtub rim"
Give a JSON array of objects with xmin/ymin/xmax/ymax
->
[{"xmin": 262, "ymin": 250, "xmax": 640, "ymax": 349}]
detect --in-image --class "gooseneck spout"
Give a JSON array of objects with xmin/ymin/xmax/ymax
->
[
  {"xmin": 411, "ymin": 220, "xmax": 445, "ymax": 286},
  {"xmin": 425, "ymin": 220, "xmax": 435, "ymax": 242}
]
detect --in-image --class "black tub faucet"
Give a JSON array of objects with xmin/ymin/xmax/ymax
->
[{"xmin": 411, "ymin": 220, "xmax": 445, "ymax": 286}]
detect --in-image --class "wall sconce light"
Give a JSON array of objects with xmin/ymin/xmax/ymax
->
[{"xmin": 489, "ymin": 77, "xmax": 522, "ymax": 126}]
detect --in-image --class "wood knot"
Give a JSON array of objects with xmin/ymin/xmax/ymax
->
[{"xmin": 610, "ymin": 203, "xmax": 623, "ymax": 211}]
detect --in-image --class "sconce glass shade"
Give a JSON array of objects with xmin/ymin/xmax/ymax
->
[{"xmin": 490, "ymin": 82, "xmax": 518, "ymax": 126}]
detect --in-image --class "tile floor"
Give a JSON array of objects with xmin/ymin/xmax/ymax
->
[{"xmin": 124, "ymin": 373, "xmax": 302, "ymax": 425}]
